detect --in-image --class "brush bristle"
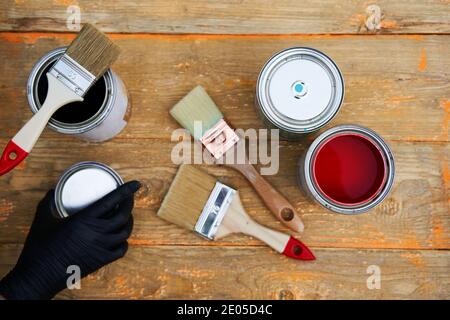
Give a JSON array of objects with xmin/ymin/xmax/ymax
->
[
  {"xmin": 170, "ymin": 86, "xmax": 223, "ymax": 140},
  {"xmin": 157, "ymin": 165, "xmax": 217, "ymax": 231},
  {"xmin": 65, "ymin": 23, "xmax": 120, "ymax": 78}
]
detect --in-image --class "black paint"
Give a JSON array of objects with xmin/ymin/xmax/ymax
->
[{"xmin": 36, "ymin": 62, "xmax": 107, "ymax": 124}]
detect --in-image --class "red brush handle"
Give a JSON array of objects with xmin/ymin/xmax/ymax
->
[
  {"xmin": 0, "ymin": 140, "xmax": 29, "ymax": 176},
  {"xmin": 283, "ymin": 237, "xmax": 315, "ymax": 260}
]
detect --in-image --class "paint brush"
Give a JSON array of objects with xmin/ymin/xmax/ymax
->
[
  {"xmin": 157, "ymin": 164, "xmax": 315, "ymax": 260},
  {"xmin": 170, "ymin": 85, "xmax": 304, "ymax": 233},
  {"xmin": 0, "ymin": 24, "xmax": 120, "ymax": 176}
]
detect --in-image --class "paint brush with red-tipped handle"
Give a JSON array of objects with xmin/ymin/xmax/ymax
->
[
  {"xmin": 0, "ymin": 24, "xmax": 120, "ymax": 176},
  {"xmin": 157, "ymin": 164, "xmax": 315, "ymax": 261}
]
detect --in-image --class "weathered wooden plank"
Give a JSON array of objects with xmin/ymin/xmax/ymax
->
[
  {"xmin": 0, "ymin": 139, "xmax": 447, "ymax": 250},
  {"xmin": 0, "ymin": 244, "xmax": 448, "ymax": 299},
  {"xmin": 0, "ymin": 0, "xmax": 449, "ymax": 34},
  {"xmin": 0, "ymin": 34, "xmax": 448, "ymax": 142}
]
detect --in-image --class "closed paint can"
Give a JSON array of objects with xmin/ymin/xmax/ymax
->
[
  {"xmin": 27, "ymin": 47, "xmax": 131, "ymax": 142},
  {"xmin": 54, "ymin": 161, "xmax": 123, "ymax": 218},
  {"xmin": 298, "ymin": 125, "xmax": 395, "ymax": 214},
  {"xmin": 255, "ymin": 47, "xmax": 344, "ymax": 140}
]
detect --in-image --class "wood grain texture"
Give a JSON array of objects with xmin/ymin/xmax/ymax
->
[
  {"xmin": 0, "ymin": 1, "xmax": 449, "ymax": 300},
  {"xmin": 0, "ymin": 244, "xmax": 448, "ymax": 299},
  {"xmin": 0, "ymin": 34, "xmax": 448, "ymax": 142},
  {"xmin": 0, "ymin": 0, "xmax": 449, "ymax": 34},
  {"xmin": 0, "ymin": 139, "xmax": 447, "ymax": 250}
]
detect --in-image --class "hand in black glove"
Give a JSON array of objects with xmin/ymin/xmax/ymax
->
[{"xmin": 0, "ymin": 180, "xmax": 141, "ymax": 300}]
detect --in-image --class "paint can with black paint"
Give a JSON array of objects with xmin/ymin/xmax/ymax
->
[
  {"xmin": 27, "ymin": 47, "xmax": 130, "ymax": 142},
  {"xmin": 297, "ymin": 125, "xmax": 395, "ymax": 214},
  {"xmin": 255, "ymin": 47, "xmax": 344, "ymax": 140},
  {"xmin": 54, "ymin": 161, "xmax": 123, "ymax": 218}
]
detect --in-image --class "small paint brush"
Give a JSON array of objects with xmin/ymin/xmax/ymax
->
[
  {"xmin": 0, "ymin": 24, "xmax": 120, "ymax": 176},
  {"xmin": 157, "ymin": 164, "xmax": 315, "ymax": 261},
  {"xmin": 170, "ymin": 86, "xmax": 304, "ymax": 233}
]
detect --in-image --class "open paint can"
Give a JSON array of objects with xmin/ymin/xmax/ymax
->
[
  {"xmin": 27, "ymin": 47, "xmax": 131, "ymax": 142},
  {"xmin": 255, "ymin": 47, "xmax": 344, "ymax": 140},
  {"xmin": 54, "ymin": 161, "xmax": 123, "ymax": 218},
  {"xmin": 298, "ymin": 125, "xmax": 395, "ymax": 214}
]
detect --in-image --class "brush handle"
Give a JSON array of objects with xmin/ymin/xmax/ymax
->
[
  {"xmin": 0, "ymin": 73, "xmax": 83, "ymax": 176},
  {"xmin": 227, "ymin": 161, "xmax": 304, "ymax": 233},
  {"xmin": 219, "ymin": 194, "xmax": 314, "ymax": 260},
  {"xmin": 245, "ymin": 223, "xmax": 315, "ymax": 261}
]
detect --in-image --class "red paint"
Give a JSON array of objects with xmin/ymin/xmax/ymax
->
[
  {"xmin": 282, "ymin": 236, "xmax": 315, "ymax": 260},
  {"xmin": 312, "ymin": 133, "xmax": 386, "ymax": 206},
  {"xmin": 0, "ymin": 140, "xmax": 29, "ymax": 176}
]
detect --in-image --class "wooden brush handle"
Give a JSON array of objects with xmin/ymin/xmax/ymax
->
[
  {"xmin": 220, "ymin": 194, "xmax": 314, "ymax": 260},
  {"xmin": 244, "ymin": 220, "xmax": 314, "ymax": 260},
  {"xmin": 227, "ymin": 162, "xmax": 304, "ymax": 233},
  {"xmin": 0, "ymin": 73, "xmax": 83, "ymax": 176}
]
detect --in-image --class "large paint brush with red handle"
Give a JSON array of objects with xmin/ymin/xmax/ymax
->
[
  {"xmin": 0, "ymin": 24, "xmax": 120, "ymax": 176},
  {"xmin": 157, "ymin": 164, "xmax": 315, "ymax": 261}
]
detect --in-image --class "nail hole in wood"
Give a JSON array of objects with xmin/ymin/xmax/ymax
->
[
  {"xmin": 8, "ymin": 151, "xmax": 17, "ymax": 160},
  {"xmin": 281, "ymin": 208, "xmax": 294, "ymax": 221}
]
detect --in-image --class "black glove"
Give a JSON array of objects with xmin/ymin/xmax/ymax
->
[{"xmin": 0, "ymin": 180, "xmax": 141, "ymax": 300}]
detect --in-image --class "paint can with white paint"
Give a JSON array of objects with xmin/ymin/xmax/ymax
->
[
  {"xmin": 54, "ymin": 161, "xmax": 123, "ymax": 218},
  {"xmin": 27, "ymin": 47, "xmax": 131, "ymax": 142},
  {"xmin": 255, "ymin": 47, "xmax": 345, "ymax": 140}
]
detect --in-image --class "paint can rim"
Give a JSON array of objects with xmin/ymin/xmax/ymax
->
[
  {"xmin": 301, "ymin": 125, "xmax": 395, "ymax": 214},
  {"xmin": 256, "ymin": 47, "xmax": 345, "ymax": 135},
  {"xmin": 27, "ymin": 47, "xmax": 116, "ymax": 135},
  {"xmin": 54, "ymin": 161, "xmax": 124, "ymax": 218}
]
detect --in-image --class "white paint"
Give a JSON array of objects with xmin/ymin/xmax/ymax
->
[{"xmin": 61, "ymin": 167, "xmax": 118, "ymax": 214}]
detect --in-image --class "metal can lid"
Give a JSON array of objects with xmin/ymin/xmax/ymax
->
[
  {"xmin": 55, "ymin": 162, "xmax": 123, "ymax": 218},
  {"xmin": 256, "ymin": 47, "xmax": 344, "ymax": 133}
]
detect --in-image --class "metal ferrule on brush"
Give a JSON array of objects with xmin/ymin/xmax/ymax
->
[
  {"xmin": 200, "ymin": 119, "xmax": 240, "ymax": 159},
  {"xmin": 195, "ymin": 182, "xmax": 236, "ymax": 240},
  {"xmin": 49, "ymin": 54, "xmax": 96, "ymax": 97}
]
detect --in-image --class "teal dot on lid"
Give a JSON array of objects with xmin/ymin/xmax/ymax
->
[{"xmin": 295, "ymin": 83, "xmax": 303, "ymax": 93}]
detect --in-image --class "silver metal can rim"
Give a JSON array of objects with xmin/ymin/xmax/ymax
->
[
  {"xmin": 27, "ymin": 47, "xmax": 116, "ymax": 135},
  {"xmin": 256, "ymin": 47, "xmax": 345, "ymax": 134},
  {"xmin": 301, "ymin": 125, "xmax": 395, "ymax": 214},
  {"xmin": 54, "ymin": 161, "xmax": 124, "ymax": 218}
]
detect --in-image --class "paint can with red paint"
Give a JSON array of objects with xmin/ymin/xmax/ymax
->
[
  {"xmin": 298, "ymin": 125, "xmax": 395, "ymax": 214},
  {"xmin": 27, "ymin": 47, "xmax": 131, "ymax": 142},
  {"xmin": 255, "ymin": 47, "xmax": 344, "ymax": 140}
]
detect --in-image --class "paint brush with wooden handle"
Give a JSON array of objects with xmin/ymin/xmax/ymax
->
[
  {"xmin": 170, "ymin": 86, "xmax": 304, "ymax": 233},
  {"xmin": 0, "ymin": 24, "xmax": 120, "ymax": 176},
  {"xmin": 157, "ymin": 164, "xmax": 315, "ymax": 260}
]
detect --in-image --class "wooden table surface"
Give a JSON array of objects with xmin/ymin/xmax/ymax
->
[{"xmin": 0, "ymin": 1, "xmax": 448, "ymax": 299}]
